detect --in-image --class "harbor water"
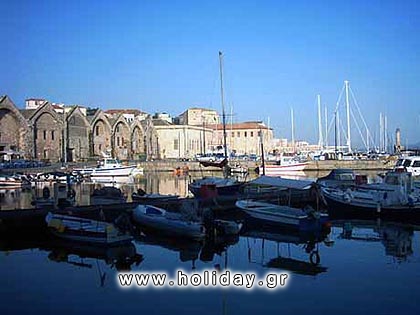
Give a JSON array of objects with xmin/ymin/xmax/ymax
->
[{"xmin": 1, "ymin": 171, "xmax": 420, "ymax": 315}]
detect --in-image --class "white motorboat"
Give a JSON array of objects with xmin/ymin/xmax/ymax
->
[
  {"xmin": 90, "ymin": 158, "xmax": 137, "ymax": 178},
  {"xmin": 321, "ymin": 170, "xmax": 420, "ymax": 218}
]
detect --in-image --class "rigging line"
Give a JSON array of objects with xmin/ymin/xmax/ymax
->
[
  {"xmin": 349, "ymin": 86, "xmax": 376, "ymax": 146},
  {"xmin": 327, "ymin": 83, "xmax": 346, "ymax": 138},
  {"xmin": 350, "ymin": 106, "xmax": 368, "ymax": 150}
]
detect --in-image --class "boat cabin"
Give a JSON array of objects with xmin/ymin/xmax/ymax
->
[
  {"xmin": 394, "ymin": 156, "xmax": 420, "ymax": 177},
  {"xmin": 97, "ymin": 158, "xmax": 122, "ymax": 168}
]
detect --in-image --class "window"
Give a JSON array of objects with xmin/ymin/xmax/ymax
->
[
  {"xmin": 250, "ymin": 131, "xmax": 254, "ymax": 137},
  {"xmin": 96, "ymin": 126, "xmax": 100, "ymax": 136},
  {"xmin": 51, "ymin": 131, "xmax": 54, "ymax": 140},
  {"xmin": 237, "ymin": 132, "xmax": 240, "ymax": 137},
  {"xmin": 43, "ymin": 130, "xmax": 47, "ymax": 140},
  {"xmin": 232, "ymin": 132, "xmax": 234, "ymax": 138},
  {"xmin": 174, "ymin": 139, "xmax": 179, "ymax": 150},
  {"xmin": 403, "ymin": 159, "xmax": 412, "ymax": 167},
  {"xmin": 258, "ymin": 131, "xmax": 262, "ymax": 137},
  {"xmin": 244, "ymin": 131, "xmax": 248, "ymax": 137},
  {"xmin": 413, "ymin": 161, "xmax": 420, "ymax": 167},
  {"xmin": 117, "ymin": 137, "xmax": 120, "ymax": 146}
]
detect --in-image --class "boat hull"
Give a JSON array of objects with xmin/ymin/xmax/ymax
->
[
  {"xmin": 133, "ymin": 205, "xmax": 205, "ymax": 241},
  {"xmin": 258, "ymin": 163, "xmax": 307, "ymax": 176},
  {"xmin": 323, "ymin": 193, "xmax": 420, "ymax": 220},
  {"xmin": 91, "ymin": 165, "xmax": 136, "ymax": 177},
  {"xmin": 46, "ymin": 213, "xmax": 133, "ymax": 245},
  {"xmin": 235, "ymin": 200, "xmax": 328, "ymax": 231}
]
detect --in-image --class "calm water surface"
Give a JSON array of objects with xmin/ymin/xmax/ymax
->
[{"xmin": 1, "ymin": 171, "xmax": 419, "ymax": 315}]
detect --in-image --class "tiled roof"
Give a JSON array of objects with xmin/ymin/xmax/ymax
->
[
  {"xmin": 104, "ymin": 109, "xmax": 144, "ymax": 115},
  {"xmin": 208, "ymin": 121, "xmax": 270, "ymax": 130}
]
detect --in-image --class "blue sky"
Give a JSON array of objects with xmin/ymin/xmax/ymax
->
[{"xmin": 1, "ymin": 0, "xmax": 419, "ymax": 147}]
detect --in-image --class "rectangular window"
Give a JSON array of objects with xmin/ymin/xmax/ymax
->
[
  {"xmin": 237, "ymin": 132, "xmax": 240, "ymax": 137},
  {"xmin": 96, "ymin": 126, "xmax": 100, "ymax": 136},
  {"xmin": 174, "ymin": 139, "xmax": 179, "ymax": 150},
  {"xmin": 250, "ymin": 131, "xmax": 254, "ymax": 137},
  {"xmin": 232, "ymin": 132, "xmax": 234, "ymax": 138},
  {"xmin": 117, "ymin": 137, "xmax": 120, "ymax": 146},
  {"xmin": 244, "ymin": 131, "xmax": 247, "ymax": 137},
  {"xmin": 51, "ymin": 131, "xmax": 55, "ymax": 140},
  {"xmin": 43, "ymin": 130, "xmax": 47, "ymax": 140}
]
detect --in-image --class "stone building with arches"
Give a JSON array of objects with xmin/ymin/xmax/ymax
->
[{"xmin": 0, "ymin": 96, "xmax": 157, "ymax": 162}]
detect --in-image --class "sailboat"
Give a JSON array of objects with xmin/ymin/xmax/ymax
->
[{"xmin": 189, "ymin": 52, "xmax": 244, "ymax": 200}]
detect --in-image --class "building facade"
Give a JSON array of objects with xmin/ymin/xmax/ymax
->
[
  {"xmin": 0, "ymin": 96, "xmax": 157, "ymax": 162},
  {"xmin": 208, "ymin": 121, "xmax": 273, "ymax": 156}
]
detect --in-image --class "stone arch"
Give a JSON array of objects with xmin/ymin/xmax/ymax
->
[
  {"xmin": 141, "ymin": 118, "xmax": 160, "ymax": 160},
  {"xmin": 112, "ymin": 115, "xmax": 130, "ymax": 160},
  {"xmin": 130, "ymin": 120, "xmax": 145, "ymax": 160},
  {"xmin": 66, "ymin": 107, "xmax": 90, "ymax": 162},
  {"xmin": 0, "ymin": 96, "xmax": 31, "ymax": 160},
  {"xmin": 29, "ymin": 102, "xmax": 63, "ymax": 162},
  {"xmin": 90, "ymin": 110, "xmax": 112, "ymax": 157}
]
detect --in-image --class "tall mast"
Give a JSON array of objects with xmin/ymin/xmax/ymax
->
[
  {"xmin": 379, "ymin": 112, "xmax": 383, "ymax": 152},
  {"xmin": 219, "ymin": 51, "xmax": 228, "ymax": 159},
  {"xmin": 345, "ymin": 80, "xmax": 351, "ymax": 153},
  {"xmin": 291, "ymin": 107, "xmax": 295, "ymax": 153},
  {"xmin": 324, "ymin": 105, "xmax": 328, "ymax": 148},
  {"xmin": 317, "ymin": 94, "xmax": 323, "ymax": 149}
]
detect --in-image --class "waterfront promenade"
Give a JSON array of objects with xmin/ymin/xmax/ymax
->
[{"xmin": 0, "ymin": 158, "xmax": 394, "ymax": 175}]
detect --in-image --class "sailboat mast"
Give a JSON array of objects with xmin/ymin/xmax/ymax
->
[
  {"xmin": 219, "ymin": 51, "xmax": 228, "ymax": 159},
  {"xmin": 317, "ymin": 94, "xmax": 323, "ymax": 149},
  {"xmin": 345, "ymin": 80, "xmax": 351, "ymax": 153},
  {"xmin": 291, "ymin": 107, "xmax": 295, "ymax": 153}
]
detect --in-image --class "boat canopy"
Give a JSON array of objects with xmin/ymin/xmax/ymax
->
[{"xmin": 247, "ymin": 175, "xmax": 314, "ymax": 190}]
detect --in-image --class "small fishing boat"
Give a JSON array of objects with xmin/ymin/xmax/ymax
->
[
  {"xmin": 131, "ymin": 188, "xmax": 180, "ymax": 202},
  {"xmin": 90, "ymin": 186, "xmax": 126, "ymax": 205},
  {"xmin": 235, "ymin": 200, "xmax": 329, "ymax": 230},
  {"xmin": 45, "ymin": 212, "xmax": 133, "ymax": 245},
  {"xmin": 256, "ymin": 156, "xmax": 307, "ymax": 176},
  {"xmin": 132, "ymin": 205, "xmax": 205, "ymax": 240},
  {"xmin": 188, "ymin": 177, "xmax": 243, "ymax": 199}
]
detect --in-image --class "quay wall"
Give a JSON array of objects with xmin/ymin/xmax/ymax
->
[{"xmin": 1, "ymin": 159, "xmax": 393, "ymax": 175}]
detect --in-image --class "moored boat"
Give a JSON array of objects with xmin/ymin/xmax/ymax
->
[
  {"xmin": 90, "ymin": 186, "xmax": 126, "ymax": 205},
  {"xmin": 235, "ymin": 199, "xmax": 329, "ymax": 230},
  {"xmin": 0, "ymin": 175, "xmax": 31, "ymax": 188},
  {"xmin": 90, "ymin": 158, "xmax": 138, "ymax": 178},
  {"xmin": 131, "ymin": 188, "xmax": 180, "ymax": 202},
  {"xmin": 256, "ymin": 156, "xmax": 307, "ymax": 176},
  {"xmin": 321, "ymin": 170, "xmax": 420, "ymax": 219},
  {"xmin": 45, "ymin": 212, "xmax": 133, "ymax": 245},
  {"xmin": 188, "ymin": 176, "xmax": 244, "ymax": 200},
  {"xmin": 132, "ymin": 205, "xmax": 205, "ymax": 240}
]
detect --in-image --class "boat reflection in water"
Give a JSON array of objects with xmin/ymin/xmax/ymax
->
[
  {"xmin": 241, "ymin": 219, "xmax": 333, "ymax": 276},
  {"xmin": 334, "ymin": 219, "xmax": 414, "ymax": 262},
  {"xmin": 0, "ymin": 230, "xmax": 143, "ymax": 285}
]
